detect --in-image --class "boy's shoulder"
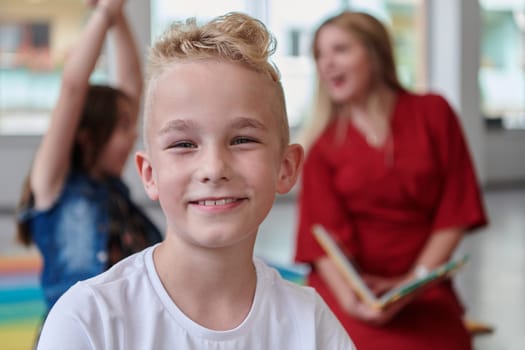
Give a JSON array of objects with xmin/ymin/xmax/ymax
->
[
  {"xmin": 254, "ymin": 258, "xmax": 325, "ymax": 309},
  {"xmin": 253, "ymin": 258, "xmax": 355, "ymax": 348},
  {"xmin": 87, "ymin": 245, "xmax": 153, "ymax": 286}
]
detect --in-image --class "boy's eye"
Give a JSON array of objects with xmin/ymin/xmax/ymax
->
[
  {"xmin": 172, "ymin": 141, "xmax": 196, "ymax": 148},
  {"xmin": 231, "ymin": 137, "xmax": 256, "ymax": 145}
]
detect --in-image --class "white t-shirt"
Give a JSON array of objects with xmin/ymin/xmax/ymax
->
[{"xmin": 37, "ymin": 246, "xmax": 355, "ymax": 350}]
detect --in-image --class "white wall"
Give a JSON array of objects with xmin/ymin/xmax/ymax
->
[
  {"xmin": 425, "ymin": 0, "xmax": 525, "ymax": 187},
  {"xmin": 485, "ymin": 131, "xmax": 525, "ymax": 184},
  {"xmin": 426, "ymin": 0, "xmax": 486, "ymax": 182}
]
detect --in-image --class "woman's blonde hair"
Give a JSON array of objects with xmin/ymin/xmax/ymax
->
[
  {"xmin": 298, "ymin": 11, "xmax": 405, "ymax": 152},
  {"xmin": 143, "ymin": 12, "xmax": 289, "ymax": 147}
]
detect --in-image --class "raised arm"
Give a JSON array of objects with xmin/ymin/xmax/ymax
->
[
  {"xmin": 30, "ymin": 0, "xmax": 126, "ymax": 209},
  {"xmin": 110, "ymin": 8, "xmax": 143, "ymax": 102}
]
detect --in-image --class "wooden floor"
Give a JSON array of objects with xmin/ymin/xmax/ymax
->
[{"xmin": 1, "ymin": 186, "xmax": 524, "ymax": 349}]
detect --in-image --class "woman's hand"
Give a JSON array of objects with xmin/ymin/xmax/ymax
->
[
  {"xmin": 316, "ymin": 256, "xmax": 418, "ymax": 326},
  {"xmin": 339, "ymin": 273, "xmax": 417, "ymax": 326},
  {"xmin": 361, "ymin": 273, "xmax": 412, "ymax": 296},
  {"xmin": 355, "ymin": 292, "xmax": 416, "ymax": 326},
  {"xmin": 341, "ymin": 284, "xmax": 417, "ymax": 326}
]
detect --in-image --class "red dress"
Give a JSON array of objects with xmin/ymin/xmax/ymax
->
[{"xmin": 295, "ymin": 91, "xmax": 487, "ymax": 349}]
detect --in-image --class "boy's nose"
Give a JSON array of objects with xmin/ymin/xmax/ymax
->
[{"xmin": 197, "ymin": 148, "xmax": 232, "ymax": 184}]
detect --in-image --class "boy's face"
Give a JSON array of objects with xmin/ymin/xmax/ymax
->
[{"xmin": 136, "ymin": 60, "xmax": 302, "ymax": 249}]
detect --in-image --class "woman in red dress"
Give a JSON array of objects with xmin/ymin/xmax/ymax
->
[{"xmin": 294, "ymin": 11, "xmax": 487, "ymax": 349}]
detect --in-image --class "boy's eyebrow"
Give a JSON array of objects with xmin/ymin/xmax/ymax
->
[
  {"xmin": 230, "ymin": 117, "xmax": 268, "ymax": 131},
  {"xmin": 157, "ymin": 117, "xmax": 268, "ymax": 135},
  {"xmin": 157, "ymin": 119, "xmax": 196, "ymax": 135}
]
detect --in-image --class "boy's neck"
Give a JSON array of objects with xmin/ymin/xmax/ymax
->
[{"xmin": 153, "ymin": 239, "xmax": 257, "ymax": 330}]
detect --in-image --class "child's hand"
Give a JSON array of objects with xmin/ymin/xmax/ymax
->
[
  {"xmin": 85, "ymin": 0, "xmax": 98, "ymax": 8},
  {"xmin": 96, "ymin": 0, "xmax": 126, "ymax": 21}
]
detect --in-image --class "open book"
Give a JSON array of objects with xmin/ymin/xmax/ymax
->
[{"xmin": 312, "ymin": 224, "xmax": 469, "ymax": 310}]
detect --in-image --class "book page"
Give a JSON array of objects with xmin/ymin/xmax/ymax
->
[
  {"xmin": 378, "ymin": 255, "xmax": 469, "ymax": 308},
  {"xmin": 312, "ymin": 224, "xmax": 469, "ymax": 310},
  {"xmin": 312, "ymin": 225, "xmax": 378, "ymax": 305}
]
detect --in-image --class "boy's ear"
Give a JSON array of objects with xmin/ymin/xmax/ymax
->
[
  {"xmin": 276, "ymin": 143, "xmax": 304, "ymax": 194},
  {"xmin": 135, "ymin": 151, "xmax": 159, "ymax": 201}
]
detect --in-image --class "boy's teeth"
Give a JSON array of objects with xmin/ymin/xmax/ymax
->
[{"xmin": 199, "ymin": 198, "xmax": 235, "ymax": 206}]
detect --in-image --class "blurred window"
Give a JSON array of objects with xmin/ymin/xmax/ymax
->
[
  {"xmin": 0, "ymin": 2, "xmax": 105, "ymax": 135},
  {"xmin": 480, "ymin": 0, "xmax": 525, "ymax": 129},
  {"xmin": 151, "ymin": 0, "xmax": 246, "ymax": 40},
  {"xmin": 151, "ymin": 0, "xmax": 424, "ymax": 135},
  {"xmin": 1, "ymin": 0, "xmax": 424, "ymax": 135},
  {"xmin": 263, "ymin": 0, "xmax": 425, "ymax": 133}
]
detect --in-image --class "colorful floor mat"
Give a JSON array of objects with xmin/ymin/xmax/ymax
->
[{"xmin": 0, "ymin": 255, "xmax": 45, "ymax": 350}]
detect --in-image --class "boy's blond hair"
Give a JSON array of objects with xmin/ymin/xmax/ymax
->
[{"xmin": 143, "ymin": 12, "xmax": 289, "ymax": 148}]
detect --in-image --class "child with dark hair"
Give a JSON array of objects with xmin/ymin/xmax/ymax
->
[{"xmin": 16, "ymin": 0, "xmax": 161, "ymax": 312}]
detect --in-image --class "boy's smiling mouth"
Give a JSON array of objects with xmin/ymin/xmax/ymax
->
[
  {"xmin": 197, "ymin": 198, "xmax": 241, "ymax": 206},
  {"xmin": 189, "ymin": 197, "xmax": 247, "ymax": 207}
]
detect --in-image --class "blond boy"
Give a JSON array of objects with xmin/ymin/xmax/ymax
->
[{"xmin": 36, "ymin": 12, "xmax": 355, "ymax": 350}]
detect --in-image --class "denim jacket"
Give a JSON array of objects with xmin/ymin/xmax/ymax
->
[{"xmin": 19, "ymin": 172, "xmax": 162, "ymax": 310}]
